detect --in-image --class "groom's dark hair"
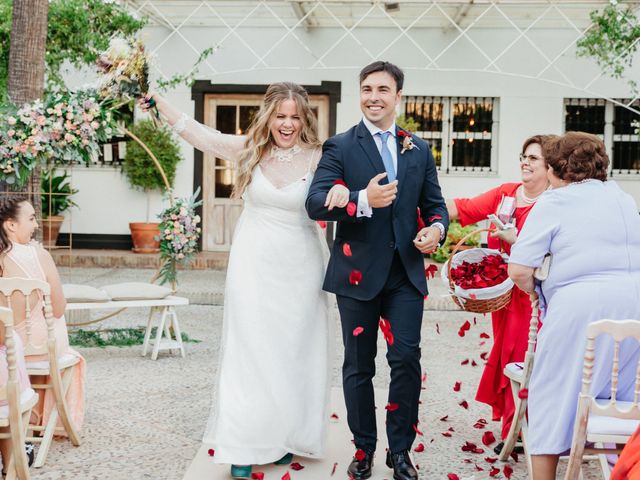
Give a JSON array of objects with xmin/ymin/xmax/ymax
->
[{"xmin": 359, "ymin": 61, "xmax": 404, "ymax": 92}]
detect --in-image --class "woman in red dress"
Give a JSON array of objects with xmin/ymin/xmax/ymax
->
[{"xmin": 447, "ymin": 134, "xmax": 554, "ymax": 453}]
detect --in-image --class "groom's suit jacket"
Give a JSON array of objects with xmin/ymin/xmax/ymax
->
[{"xmin": 306, "ymin": 121, "xmax": 449, "ymax": 301}]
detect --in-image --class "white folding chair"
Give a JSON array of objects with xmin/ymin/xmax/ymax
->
[
  {"xmin": 0, "ymin": 306, "xmax": 38, "ymax": 480},
  {"xmin": 0, "ymin": 278, "xmax": 81, "ymax": 468},
  {"xmin": 499, "ymin": 292, "xmax": 540, "ymax": 476},
  {"xmin": 564, "ymin": 319, "xmax": 640, "ymax": 480}
]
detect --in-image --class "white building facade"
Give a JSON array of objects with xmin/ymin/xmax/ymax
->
[{"xmin": 64, "ymin": 1, "xmax": 640, "ymax": 250}]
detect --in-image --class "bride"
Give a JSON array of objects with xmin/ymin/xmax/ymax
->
[{"xmin": 141, "ymin": 83, "xmax": 341, "ymax": 479}]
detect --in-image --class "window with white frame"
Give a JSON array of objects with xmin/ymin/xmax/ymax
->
[
  {"xmin": 403, "ymin": 96, "xmax": 498, "ymax": 174},
  {"xmin": 564, "ymin": 98, "xmax": 640, "ymax": 176}
]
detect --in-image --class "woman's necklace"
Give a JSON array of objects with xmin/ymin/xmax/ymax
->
[
  {"xmin": 271, "ymin": 144, "xmax": 301, "ymax": 163},
  {"xmin": 518, "ymin": 185, "xmax": 547, "ymax": 205}
]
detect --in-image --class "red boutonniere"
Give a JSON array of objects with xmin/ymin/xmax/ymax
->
[{"xmin": 398, "ymin": 130, "xmax": 419, "ymax": 155}]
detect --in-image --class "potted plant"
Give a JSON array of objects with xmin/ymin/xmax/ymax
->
[
  {"xmin": 41, "ymin": 170, "xmax": 78, "ymax": 248},
  {"xmin": 123, "ymin": 119, "xmax": 182, "ymax": 253}
]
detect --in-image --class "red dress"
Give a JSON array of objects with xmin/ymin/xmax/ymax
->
[
  {"xmin": 611, "ymin": 426, "xmax": 640, "ymax": 480},
  {"xmin": 454, "ymin": 183, "xmax": 535, "ymax": 440}
]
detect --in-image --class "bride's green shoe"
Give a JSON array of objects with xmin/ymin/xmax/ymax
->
[
  {"xmin": 230, "ymin": 465, "xmax": 252, "ymax": 479},
  {"xmin": 274, "ymin": 453, "xmax": 293, "ymax": 465}
]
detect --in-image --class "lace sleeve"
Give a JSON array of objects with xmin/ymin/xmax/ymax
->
[
  {"xmin": 171, "ymin": 113, "xmax": 246, "ymax": 163},
  {"xmin": 310, "ymin": 147, "xmax": 323, "ymax": 173}
]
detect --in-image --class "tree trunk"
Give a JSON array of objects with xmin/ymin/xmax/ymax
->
[{"xmin": 6, "ymin": 0, "xmax": 49, "ymax": 240}]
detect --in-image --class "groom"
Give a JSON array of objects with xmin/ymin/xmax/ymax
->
[{"xmin": 306, "ymin": 61, "xmax": 448, "ymax": 480}]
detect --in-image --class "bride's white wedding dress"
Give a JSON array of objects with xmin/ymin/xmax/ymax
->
[{"xmin": 173, "ymin": 115, "xmax": 331, "ymax": 465}]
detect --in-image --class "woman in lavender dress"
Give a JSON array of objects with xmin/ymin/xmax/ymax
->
[{"xmin": 508, "ymin": 132, "xmax": 640, "ymax": 479}]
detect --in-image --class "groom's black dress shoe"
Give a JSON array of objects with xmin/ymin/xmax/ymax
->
[
  {"xmin": 386, "ymin": 449, "xmax": 418, "ymax": 480},
  {"xmin": 347, "ymin": 450, "xmax": 374, "ymax": 479}
]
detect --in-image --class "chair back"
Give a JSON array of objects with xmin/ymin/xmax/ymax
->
[
  {"xmin": 0, "ymin": 277, "xmax": 56, "ymax": 359},
  {"xmin": 580, "ymin": 319, "xmax": 640, "ymax": 420},
  {"xmin": 520, "ymin": 292, "xmax": 540, "ymax": 382}
]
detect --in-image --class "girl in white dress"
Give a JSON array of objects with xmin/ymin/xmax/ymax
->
[{"xmin": 142, "ymin": 83, "xmax": 342, "ymax": 479}]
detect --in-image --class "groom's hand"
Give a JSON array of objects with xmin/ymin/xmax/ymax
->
[
  {"xmin": 413, "ymin": 227, "xmax": 440, "ymax": 254},
  {"xmin": 367, "ymin": 173, "xmax": 398, "ymax": 208}
]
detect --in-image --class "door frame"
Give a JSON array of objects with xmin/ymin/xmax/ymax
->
[{"xmin": 191, "ymin": 80, "xmax": 342, "ymax": 249}]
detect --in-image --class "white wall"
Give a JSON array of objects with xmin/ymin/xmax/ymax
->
[{"xmin": 61, "ymin": 24, "xmax": 640, "ymax": 235}]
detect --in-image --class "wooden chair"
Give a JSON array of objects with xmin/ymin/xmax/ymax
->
[
  {"xmin": 564, "ymin": 319, "xmax": 640, "ymax": 480},
  {"xmin": 0, "ymin": 278, "xmax": 81, "ymax": 468},
  {"xmin": 498, "ymin": 292, "xmax": 540, "ymax": 476},
  {"xmin": 0, "ymin": 306, "xmax": 38, "ymax": 480}
]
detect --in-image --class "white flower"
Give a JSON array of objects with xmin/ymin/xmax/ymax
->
[{"xmin": 107, "ymin": 37, "xmax": 132, "ymax": 59}]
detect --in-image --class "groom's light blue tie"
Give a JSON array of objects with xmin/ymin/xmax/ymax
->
[{"xmin": 376, "ymin": 131, "xmax": 396, "ymax": 182}]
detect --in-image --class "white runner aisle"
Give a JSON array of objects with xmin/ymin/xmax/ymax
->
[{"xmin": 183, "ymin": 388, "xmax": 396, "ymax": 480}]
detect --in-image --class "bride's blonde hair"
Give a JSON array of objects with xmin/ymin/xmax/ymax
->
[{"xmin": 232, "ymin": 82, "xmax": 321, "ymax": 198}]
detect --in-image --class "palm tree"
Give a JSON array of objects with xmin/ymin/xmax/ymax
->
[{"xmin": 6, "ymin": 0, "xmax": 49, "ymax": 234}]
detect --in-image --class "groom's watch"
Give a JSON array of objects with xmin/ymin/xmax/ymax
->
[{"xmin": 431, "ymin": 222, "xmax": 446, "ymax": 242}]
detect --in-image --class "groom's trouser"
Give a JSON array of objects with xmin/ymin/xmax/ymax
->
[{"xmin": 336, "ymin": 253, "xmax": 423, "ymax": 454}]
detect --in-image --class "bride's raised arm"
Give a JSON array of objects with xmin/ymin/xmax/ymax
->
[{"xmin": 144, "ymin": 93, "xmax": 246, "ymax": 163}]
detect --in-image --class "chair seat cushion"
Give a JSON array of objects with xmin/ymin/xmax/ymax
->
[
  {"xmin": 0, "ymin": 388, "xmax": 37, "ymax": 421},
  {"xmin": 26, "ymin": 352, "xmax": 79, "ymax": 371},
  {"xmin": 63, "ymin": 284, "xmax": 110, "ymax": 303},
  {"xmin": 588, "ymin": 400, "xmax": 640, "ymax": 436},
  {"xmin": 101, "ymin": 282, "xmax": 172, "ymax": 301},
  {"xmin": 504, "ymin": 362, "xmax": 524, "ymax": 380}
]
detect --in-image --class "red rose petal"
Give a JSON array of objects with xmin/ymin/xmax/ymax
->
[
  {"xmin": 349, "ymin": 270, "xmax": 362, "ymax": 285},
  {"xmin": 317, "ymin": 221, "xmax": 327, "ymax": 229},
  {"xmin": 281, "ymin": 473, "xmax": 291, "ymax": 480},
  {"xmin": 421, "ymin": 372, "xmax": 427, "ymax": 384},
  {"xmin": 334, "ymin": 179, "xmax": 347, "ymax": 187},
  {"xmin": 473, "ymin": 316, "xmax": 477, "ymax": 325},
  {"xmin": 207, "ymin": 448, "xmax": 215, "ymax": 457},
  {"xmin": 485, "ymin": 457, "xmax": 498, "ymax": 463},
  {"xmin": 346, "ymin": 201, "xmax": 357, "ymax": 217},
  {"xmin": 385, "ymin": 403, "xmax": 399, "ymax": 411},
  {"xmin": 489, "ymin": 467, "xmax": 500, "ymax": 477},
  {"xmin": 477, "ymin": 418, "xmax": 488, "ymax": 424},
  {"xmin": 482, "ymin": 431, "xmax": 496, "ymax": 446},
  {"xmin": 480, "ymin": 351, "xmax": 489, "ymax": 361},
  {"xmin": 330, "ymin": 462, "xmax": 338, "ymax": 476},
  {"xmin": 475, "ymin": 464, "xmax": 485, "ymax": 471},
  {"xmin": 342, "ymin": 242, "xmax": 353, "ymax": 257},
  {"xmin": 510, "ymin": 451, "xmax": 519, "ymax": 462},
  {"xmin": 425, "ymin": 264, "xmax": 438, "ymax": 279},
  {"xmin": 414, "ymin": 443, "xmax": 425, "ymax": 452},
  {"xmin": 379, "ymin": 318, "xmax": 395, "ymax": 346},
  {"xmin": 504, "ymin": 465, "xmax": 514, "ymax": 479},
  {"xmin": 251, "ymin": 473, "xmax": 264, "ymax": 480},
  {"xmin": 453, "ymin": 381, "xmax": 461, "ymax": 392},
  {"xmin": 448, "ymin": 427, "xmax": 455, "ymax": 432},
  {"xmin": 355, "ymin": 449, "xmax": 366, "ymax": 461},
  {"xmin": 461, "ymin": 359, "xmax": 470, "ymax": 365},
  {"xmin": 458, "ymin": 329, "xmax": 466, "ymax": 337},
  {"xmin": 441, "ymin": 432, "xmax": 452, "ymax": 437},
  {"xmin": 447, "ymin": 474, "xmax": 460, "ymax": 480},
  {"xmin": 518, "ymin": 388, "xmax": 529, "ymax": 399},
  {"xmin": 461, "ymin": 320, "xmax": 471, "ymax": 331},
  {"xmin": 480, "ymin": 332, "xmax": 490, "ymax": 339},
  {"xmin": 469, "ymin": 293, "xmax": 477, "ymax": 299},
  {"xmin": 330, "ymin": 412, "xmax": 339, "ymax": 420},
  {"xmin": 291, "ymin": 462, "xmax": 304, "ymax": 471},
  {"xmin": 428, "ymin": 214, "xmax": 443, "ymax": 222},
  {"xmin": 473, "ymin": 422, "xmax": 486, "ymax": 429},
  {"xmin": 459, "ymin": 400, "xmax": 469, "ymax": 409},
  {"xmin": 352, "ymin": 326, "xmax": 364, "ymax": 336},
  {"xmin": 440, "ymin": 415, "xmax": 449, "ymax": 421},
  {"xmin": 413, "ymin": 424, "xmax": 424, "ymax": 436},
  {"xmin": 472, "ymin": 447, "xmax": 485, "ymax": 454},
  {"xmin": 436, "ymin": 323, "xmax": 440, "ymax": 334},
  {"xmin": 471, "ymin": 360, "xmax": 478, "ymax": 367},
  {"xmin": 461, "ymin": 441, "xmax": 477, "ymax": 452}
]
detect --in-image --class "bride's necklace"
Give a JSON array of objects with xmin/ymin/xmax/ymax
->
[
  {"xmin": 518, "ymin": 185, "xmax": 547, "ymax": 205},
  {"xmin": 271, "ymin": 144, "xmax": 301, "ymax": 163}
]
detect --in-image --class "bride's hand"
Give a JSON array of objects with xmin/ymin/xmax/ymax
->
[
  {"xmin": 325, "ymin": 184, "xmax": 350, "ymax": 211},
  {"xmin": 138, "ymin": 91, "xmax": 159, "ymax": 112}
]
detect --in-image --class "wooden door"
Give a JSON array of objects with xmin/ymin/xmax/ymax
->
[{"xmin": 202, "ymin": 93, "xmax": 330, "ymax": 251}]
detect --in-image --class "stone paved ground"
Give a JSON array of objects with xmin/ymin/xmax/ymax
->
[{"xmin": 23, "ymin": 266, "xmax": 601, "ymax": 479}]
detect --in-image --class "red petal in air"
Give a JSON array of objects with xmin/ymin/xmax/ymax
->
[
  {"xmin": 425, "ymin": 264, "xmax": 438, "ymax": 279},
  {"xmin": 461, "ymin": 320, "xmax": 471, "ymax": 331},
  {"xmin": 334, "ymin": 179, "xmax": 347, "ymax": 187},
  {"xmin": 447, "ymin": 475, "xmax": 460, "ymax": 480},
  {"xmin": 379, "ymin": 318, "xmax": 395, "ymax": 346},
  {"xmin": 342, "ymin": 243, "xmax": 353, "ymax": 257},
  {"xmin": 485, "ymin": 457, "xmax": 498, "ymax": 463},
  {"xmin": 414, "ymin": 443, "xmax": 425, "ymax": 452},
  {"xmin": 489, "ymin": 467, "xmax": 500, "ymax": 477},
  {"xmin": 251, "ymin": 474, "xmax": 264, "ymax": 480},
  {"xmin": 291, "ymin": 462, "xmax": 304, "ymax": 471},
  {"xmin": 281, "ymin": 473, "xmax": 291, "ymax": 480},
  {"xmin": 480, "ymin": 332, "xmax": 490, "ymax": 339},
  {"xmin": 317, "ymin": 221, "xmax": 327, "ymax": 229},
  {"xmin": 355, "ymin": 449, "xmax": 366, "ymax": 461},
  {"xmin": 413, "ymin": 424, "xmax": 424, "ymax": 436},
  {"xmin": 453, "ymin": 381, "xmax": 461, "ymax": 392},
  {"xmin": 518, "ymin": 388, "xmax": 529, "ymax": 399},
  {"xmin": 459, "ymin": 400, "xmax": 469, "ymax": 409},
  {"xmin": 207, "ymin": 448, "xmax": 215, "ymax": 457},
  {"xmin": 346, "ymin": 202, "xmax": 357, "ymax": 217},
  {"xmin": 349, "ymin": 270, "xmax": 363, "ymax": 285},
  {"xmin": 436, "ymin": 323, "xmax": 440, "ymax": 334},
  {"xmin": 428, "ymin": 214, "xmax": 443, "ymax": 222},
  {"xmin": 504, "ymin": 465, "xmax": 514, "ymax": 479},
  {"xmin": 482, "ymin": 431, "xmax": 496, "ymax": 446},
  {"xmin": 352, "ymin": 326, "xmax": 364, "ymax": 336},
  {"xmin": 385, "ymin": 403, "xmax": 399, "ymax": 411},
  {"xmin": 330, "ymin": 462, "xmax": 338, "ymax": 476},
  {"xmin": 440, "ymin": 415, "xmax": 449, "ymax": 421}
]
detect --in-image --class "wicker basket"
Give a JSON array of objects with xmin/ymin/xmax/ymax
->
[{"xmin": 446, "ymin": 228, "xmax": 513, "ymax": 313}]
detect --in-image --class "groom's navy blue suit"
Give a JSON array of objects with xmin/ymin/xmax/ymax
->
[{"xmin": 306, "ymin": 121, "xmax": 448, "ymax": 454}]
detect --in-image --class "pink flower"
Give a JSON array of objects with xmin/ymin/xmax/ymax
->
[
  {"xmin": 7, "ymin": 117, "xmax": 16, "ymax": 126},
  {"xmin": 7, "ymin": 130, "xmax": 14, "ymax": 137}
]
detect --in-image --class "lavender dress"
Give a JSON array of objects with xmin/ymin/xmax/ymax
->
[{"xmin": 509, "ymin": 180, "xmax": 640, "ymax": 455}]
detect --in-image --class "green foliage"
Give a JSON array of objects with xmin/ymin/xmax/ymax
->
[
  {"xmin": 41, "ymin": 170, "xmax": 78, "ymax": 218},
  {"xmin": 0, "ymin": 0, "xmax": 145, "ymax": 101},
  {"xmin": 69, "ymin": 327, "xmax": 199, "ymax": 348},
  {"xmin": 431, "ymin": 220, "xmax": 481, "ymax": 263},
  {"xmin": 396, "ymin": 114, "xmax": 420, "ymax": 132},
  {"xmin": 157, "ymin": 46, "xmax": 217, "ymax": 92},
  {"xmin": 577, "ymin": 2, "xmax": 640, "ymax": 91},
  {"xmin": 123, "ymin": 120, "xmax": 182, "ymax": 192}
]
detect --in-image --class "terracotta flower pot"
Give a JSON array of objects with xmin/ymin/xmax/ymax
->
[
  {"xmin": 129, "ymin": 222, "xmax": 161, "ymax": 254},
  {"xmin": 42, "ymin": 216, "xmax": 64, "ymax": 248}
]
